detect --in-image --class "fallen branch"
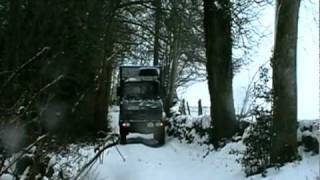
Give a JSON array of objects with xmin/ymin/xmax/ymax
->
[
  {"xmin": 0, "ymin": 47, "xmax": 50, "ymax": 95},
  {"xmin": 114, "ymin": 144, "xmax": 126, "ymax": 162},
  {"xmin": 0, "ymin": 134, "xmax": 48, "ymax": 176},
  {"xmin": 238, "ymin": 60, "xmax": 270, "ymax": 121},
  {"xmin": 72, "ymin": 134, "xmax": 119, "ymax": 180}
]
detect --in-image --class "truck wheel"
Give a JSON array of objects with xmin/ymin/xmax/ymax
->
[
  {"xmin": 154, "ymin": 127, "xmax": 165, "ymax": 145},
  {"xmin": 120, "ymin": 128, "xmax": 127, "ymax": 144}
]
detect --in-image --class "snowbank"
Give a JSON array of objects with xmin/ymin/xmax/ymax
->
[
  {"xmin": 298, "ymin": 120, "xmax": 319, "ymax": 153},
  {"xmin": 167, "ymin": 114, "xmax": 211, "ymax": 145}
]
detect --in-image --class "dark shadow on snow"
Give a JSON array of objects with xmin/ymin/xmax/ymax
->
[{"xmin": 125, "ymin": 137, "xmax": 163, "ymax": 148}]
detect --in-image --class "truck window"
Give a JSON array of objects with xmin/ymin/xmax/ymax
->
[{"xmin": 123, "ymin": 82, "xmax": 158, "ymax": 99}]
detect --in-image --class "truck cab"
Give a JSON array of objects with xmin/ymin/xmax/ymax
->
[{"xmin": 117, "ymin": 66, "xmax": 165, "ymax": 145}]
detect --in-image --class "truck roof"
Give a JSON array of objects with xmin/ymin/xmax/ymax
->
[{"xmin": 120, "ymin": 66, "xmax": 160, "ymax": 81}]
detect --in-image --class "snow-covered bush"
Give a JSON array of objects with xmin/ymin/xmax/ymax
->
[
  {"xmin": 242, "ymin": 109, "xmax": 271, "ymax": 176},
  {"xmin": 167, "ymin": 115, "xmax": 211, "ymax": 145},
  {"xmin": 298, "ymin": 120, "xmax": 319, "ymax": 154}
]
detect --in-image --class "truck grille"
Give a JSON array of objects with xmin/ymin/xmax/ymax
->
[{"xmin": 124, "ymin": 109, "xmax": 161, "ymax": 120}]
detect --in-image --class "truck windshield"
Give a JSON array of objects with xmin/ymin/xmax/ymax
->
[{"xmin": 123, "ymin": 82, "xmax": 158, "ymax": 99}]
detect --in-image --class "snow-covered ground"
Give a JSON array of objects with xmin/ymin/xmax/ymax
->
[
  {"xmin": 90, "ymin": 142, "xmax": 319, "ymax": 180},
  {"xmin": 91, "ymin": 139, "xmax": 244, "ymax": 180},
  {"xmin": 87, "ymin": 107, "xmax": 320, "ymax": 180},
  {"xmin": 0, "ymin": 107, "xmax": 318, "ymax": 180}
]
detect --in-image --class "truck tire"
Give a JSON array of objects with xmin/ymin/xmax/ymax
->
[
  {"xmin": 154, "ymin": 127, "xmax": 165, "ymax": 145},
  {"xmin": 120, "ymin": 128, "xmax": 127, "ymax": 144}
]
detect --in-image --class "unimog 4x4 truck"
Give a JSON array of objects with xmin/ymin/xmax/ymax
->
[{"xmin": 117, "ymin": 66, "xmax": 165, "ymax": 145}]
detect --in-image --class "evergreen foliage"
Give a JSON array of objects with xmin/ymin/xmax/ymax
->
[{"xmin": 242, "ymin": 65, "xmax": 272, "ymax": 176}]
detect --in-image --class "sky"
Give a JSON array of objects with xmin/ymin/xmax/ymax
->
[{"xmin": 179, "ymin": 1, "xmax": 319, "ymax": 120}]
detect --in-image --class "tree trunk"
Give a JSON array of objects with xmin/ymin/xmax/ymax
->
[
  {"xmin": 93, "ymin": 0, "xmax": 119, "ymax": 132},
  {"xmin": 181, "ymin": 99, "xmax": 186, "ymax": 115},
  {"xmin": 271, "ymin": 0, "xmax": 300, "ymax": 164},
  {"xmin": 166, "ymin": 35, "xmax": 179, "ymax": 115},
  {"xmin": 164, "ymin": 1, "xmax": 181, "ymax": 116},
  {"xmin": 103, "ymin": 61, "xmax": 114, "ymax": 123},
  {"xmin": 203, "ymin": 0, "xmax": 237, "ymax": 146},
  {"xmin": 198, "ymin": 99, "xmax": 203, "ymax": 116},
  {"xmin": 153, "ymin": 0, "xmax": 161, "ymax": 66},
  {"xmin": 186, "ymin": 101, "xmax": 191, "ymax": 115},
  {"xmin": 2, "ymin": 0, "xmax": 22, "ymax": 104},
  {"xmin": 168, "ymin": 43, "xmax": 178, "ymax": 98},
  {"xmin": 5, "ymin": 0, "xmax": 21, "ymax": 70}
]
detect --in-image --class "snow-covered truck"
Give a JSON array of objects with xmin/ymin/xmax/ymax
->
[{"xmin": 117, "ymin": 66, "xmax": 165, "ymax": 145}]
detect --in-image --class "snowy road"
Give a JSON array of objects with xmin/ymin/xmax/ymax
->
[
  {"xmin": 91, "ymin": 139, "xmax": 246, "ymax": 180},
  {"xmin": 88, "ymin": 107, "xmax": 319, "ymax": 180}
]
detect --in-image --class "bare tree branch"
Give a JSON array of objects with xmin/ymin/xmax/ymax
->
[
  {"xmin": 25, "ymin": 74, "xmax": 64, "ymax": 111},
  {"xmin": 117, "ymin": 0, "xmax": 153, "ymax": 9},
  {"xmin": 0, "ymin": 71, "xmax": 12, "ymax": 76},
  {"xmin": 0, "ymin": 47, "xmax": 50, "ymax": 95}
]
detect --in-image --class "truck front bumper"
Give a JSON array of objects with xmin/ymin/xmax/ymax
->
[{"xmin": 120, "ymin": 120, "xmax": 164, "ymax": 134}]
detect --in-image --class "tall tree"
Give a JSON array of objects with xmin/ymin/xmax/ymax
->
[
  {"xmin": 93, "ymin": 0, "xmax": 120, "ymax": 133},
  {"xmin": 271, "ymin": 0, "xmax": 301, "ymax": 164},
  {"xmin": 163, "ymin": 0, "xmax": 182, "ymax": 115},
  {"xmin": 203, "ymin": 0, "xmax": 237, "ymax": 146},
  {"xmin": 153, "ymin": 0, "xmax": 161, "ymax": 66},
  {"xmin": 0, "ymin": 0, "xmax": 126, "ymax": 136}
]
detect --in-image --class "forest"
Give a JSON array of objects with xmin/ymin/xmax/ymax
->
[{"xmin": 0, "ymin": 0, "xmax": 319, "ymax": 179}]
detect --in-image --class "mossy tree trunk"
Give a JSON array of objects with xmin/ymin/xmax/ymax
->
[
  {"xmin": 203, "ymin": 0, "xmax": 237, "ymax": 146},
  {"xmin": 271, "ymin": 0, "xmax": 301, "ymax": 164}
]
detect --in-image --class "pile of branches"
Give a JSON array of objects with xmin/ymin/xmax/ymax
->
[{"xmin": 0, "ymin": 133, "xmax": 120, "ymax": 180}]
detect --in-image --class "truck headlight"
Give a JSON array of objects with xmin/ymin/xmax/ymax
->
[{"xmin": 155, "ymin": 122, "xmax": 164, "ymax": 127}]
